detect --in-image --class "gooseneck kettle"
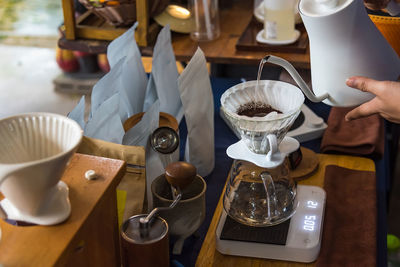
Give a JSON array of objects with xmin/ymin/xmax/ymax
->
[{"xmin": 265, "ymin": 0, "xmax": 400, "ymax": 107}]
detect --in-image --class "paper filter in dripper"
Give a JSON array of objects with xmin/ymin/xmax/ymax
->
[{"xmin": 220, "ymin": 80, "xmax": 304, "ymax": 154}]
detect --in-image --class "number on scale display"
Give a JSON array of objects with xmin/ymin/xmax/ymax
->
[
  {"xmin": 303, "ymin": 200, "xmax": 319, "ymax": 231},
  {"xmin": 307, "ymin": 200, "xmax": 318, "ymax": 209},
  {"xmin": 303, "ymin": 215, "xmax": 316, "ymax": 231}
]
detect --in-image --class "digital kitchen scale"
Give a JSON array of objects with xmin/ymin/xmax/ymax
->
[{"xmin": 216, "ymin": 185, "xmax": 326, "ymax": 263}]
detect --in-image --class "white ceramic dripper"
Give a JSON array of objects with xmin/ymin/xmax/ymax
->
[
  {"xmin": 0, "ymin": 113, "xmax": 82, "ymax": 225},
  {"xmin": 220, "ymin": 80, "xmax": 304, "ymax": 156},
  {"xmin": 264, "ymin": 0, "xmax": 400, "ymax": 107}
]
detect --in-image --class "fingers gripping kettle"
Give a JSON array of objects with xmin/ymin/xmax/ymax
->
[{"xmin": 265, "ymin": 0, "xmax": 400, "ymax": 107}]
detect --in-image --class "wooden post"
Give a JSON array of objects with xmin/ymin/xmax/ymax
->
[
  {"xmin": 61, "ymin": 0, "xmax": 76, "ymax": 40},
  {"xmin": 135, "ymin": 0, "xmax": 149, "ymax": 47}
]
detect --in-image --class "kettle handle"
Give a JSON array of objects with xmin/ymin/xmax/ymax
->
[
  {"xmin": 263, "ymin": 55, "xmax": 330, "ymax": 103},
  {"xmin": 387, "ymin": 0, "xmax": 400, "ymax": 16}
]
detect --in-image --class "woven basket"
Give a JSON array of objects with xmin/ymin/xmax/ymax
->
[
  {"xmin": 370, "ymin": 14, "xmax": 400, "ymax": 57},
  {"xmin": 79, "ymin": 0, "xmax": 169, "ymax": 27}
]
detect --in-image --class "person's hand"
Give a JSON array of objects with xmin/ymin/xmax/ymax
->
[
  {"xmin": 364, "ymin": 0, "xmax": 390, "ymax": 10},
  {"xmin": 345, "ymin": 76, "xmax": 400, "ymax": 123}
]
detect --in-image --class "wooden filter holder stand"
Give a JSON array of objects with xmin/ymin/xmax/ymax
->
[{"xmin": 0, "ymin": 153, "xmax": 127, "ymax": 266}]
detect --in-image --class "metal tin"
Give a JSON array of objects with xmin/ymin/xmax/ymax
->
[
  {"xmin": 151, "ymin": 174, "xmax": 206, "ymax": 254},
  {"xmin": 120, "ymin": 215, "xmax": 169, "ymax": 267},
  {"xmin": 121, "ymin": 214, "xmax": 168, "ymax": 244}
]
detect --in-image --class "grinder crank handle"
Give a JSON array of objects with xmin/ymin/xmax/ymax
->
[{"xmin": 140, "ymin": 189, "xmax": 183, "ymax": 225}]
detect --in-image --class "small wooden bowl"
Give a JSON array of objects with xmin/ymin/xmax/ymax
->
[{"xmin": 123, "ymin": 112, "xmax": 179, "ymax": 132}]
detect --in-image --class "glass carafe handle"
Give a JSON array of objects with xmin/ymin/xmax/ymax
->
[{"xmin": 260, "ymin": 172, "xmax": 279, "ymax": 219}]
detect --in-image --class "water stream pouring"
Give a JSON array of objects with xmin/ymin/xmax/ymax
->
[
  {"xmin": 264, "ymin": 0, "xmax": 400, "ymax": 107},
  {"xmin": 0, "ymin": 113, "xmax": 82, "ymax": 225}
]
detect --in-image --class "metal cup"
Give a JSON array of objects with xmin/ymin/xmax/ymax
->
[{"xmin": 151, "ymin": 174, "xmax": 206, "ymax": 254}]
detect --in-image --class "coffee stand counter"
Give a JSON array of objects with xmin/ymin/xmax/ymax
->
[
  {"xmin": 0, "ymin": 78, "xmax": 387, "ymax": 266},
  {"xmin": 171, "ymin": 77, "xmax": 387, "ymax": 267}
]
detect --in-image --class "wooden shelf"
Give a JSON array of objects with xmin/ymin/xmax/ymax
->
[{"xmin": 59, "ymin": 1, "xmax": 311, "ymax": 69}]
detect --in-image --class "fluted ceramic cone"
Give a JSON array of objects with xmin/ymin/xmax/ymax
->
[{"xmin": 0, "ymin": 113, "xmax": 82, "ymax": 215}]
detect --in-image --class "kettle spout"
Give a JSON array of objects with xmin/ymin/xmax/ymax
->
[{"xmin": 263, "ymin": 55, "xmax": 329, "ymax": 103}]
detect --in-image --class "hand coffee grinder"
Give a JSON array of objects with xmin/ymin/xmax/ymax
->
[{"xmin": 215, "ymin": 79, "xmax": 326, "ymax": 263}]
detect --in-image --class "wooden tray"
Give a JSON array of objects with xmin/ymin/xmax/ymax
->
[{"xmin": 236, "ymin": 17, "xmax": 309, "ymax": 53}]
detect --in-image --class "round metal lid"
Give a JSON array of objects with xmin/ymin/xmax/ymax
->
[
  {"xmin": 150, "ymin": 127, "xmax": 179, "ymax": 154},
  {"xmin": 121, "ymin": 215, "xmax": 168, "ymax": 245}
]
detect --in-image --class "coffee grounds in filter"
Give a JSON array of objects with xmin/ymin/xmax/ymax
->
[{"xmin": 237, "ymin": 101, "xmax": 282, "ymax": 117}]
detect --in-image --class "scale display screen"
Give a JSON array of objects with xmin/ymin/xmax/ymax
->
[{"xmin": 286, "ymin": 186, "xmax": 325, "ymax": 250}]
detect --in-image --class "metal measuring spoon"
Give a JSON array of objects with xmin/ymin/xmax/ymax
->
[{"xmin": 150, "ymin": 126, "xmax": 179, "ymax": 155}]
